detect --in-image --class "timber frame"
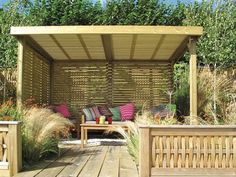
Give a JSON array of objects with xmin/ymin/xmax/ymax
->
[{"xmin": 11, "ymin": 25, "xmax": 203, "ymax": 123}]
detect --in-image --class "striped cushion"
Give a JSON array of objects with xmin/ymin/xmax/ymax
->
[
  {"xmin": 91, "ymin": 106, "xmax": 101, "ymax": 118},
  {"xmin": 119, "ymin": 103, "xmax": 135, "ymax": 121},
  {"xmin": 83, "ymin": 106, "xmax": 101, "ymax": 121},
  {"xmin": 82, "ymin": 108, "xmax": 94, "ymax": 121}
]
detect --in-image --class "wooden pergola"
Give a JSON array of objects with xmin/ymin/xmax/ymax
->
[{"xmin": 11, "ymin": 26, "xmax": 203, "ymax": 122}]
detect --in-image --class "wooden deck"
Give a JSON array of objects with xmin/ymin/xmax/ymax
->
[{"xmin": 14, "ymin": 145, "xmax": 138, "ymax": 177}]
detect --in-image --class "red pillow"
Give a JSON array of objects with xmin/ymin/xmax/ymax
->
[
  {"xmin": 119, "ymin": 103, "xmax": 135, "ymax": 121},
  {"xmin": 55, "ymin": 104, "xmax": 71, "ymax": 118}
]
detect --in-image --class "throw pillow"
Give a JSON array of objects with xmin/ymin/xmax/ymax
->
[
  {"xmin": 119, "ymin": 103, "xmax": 135, "ymax": 121},
  {"xmin": 55, "ymin": 104, "xmax": 71, "ymax": 118},
  {"xmin": 109, "ymin": 107, "xmax": 121, "ymax": 121},
  {"xmin": 98, "ymin": 105, "xmax": 113, "ymax": 117},
  {"xmin": 82, "ymin": 108, "xmax": 94, "ymax": 121},
  {"xmin": 91, "ymin": 106, "xmax": 101, "ymax": 118}
]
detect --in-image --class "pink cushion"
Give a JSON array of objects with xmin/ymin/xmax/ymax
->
[
  {"xmin": 119, "ymin": 103, "xmax": 135, "ymax": 121},
  {"xmin": 55, "ymin": 104, "xmax": 71, "ymax": 118}
]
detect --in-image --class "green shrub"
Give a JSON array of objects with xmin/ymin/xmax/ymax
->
[
  {"xmin": 21, "ymin": 107, "xmax": 73, "ymax": 164},
  {"xmin": 174, "ymin": 63, "xmax": 190, "ymax": 116},
  {"xmin": 0, "ymin": 99, "xmax": 22, "ymax": 121}
]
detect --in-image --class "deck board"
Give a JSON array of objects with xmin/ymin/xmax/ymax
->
[
  {"xmin": 14, "ymin": 145, "xmax": 138, "ymax": 177},
  {"xmin": 35, "ymin": 147, "xmax": 80, "ymax": 177},
  {"xmin": 99, "ymin": 146, "xmax": 120, "ymax": 177},
  {"xmin": 57, "ymin": 147, "xmax": 95, "ymax": 177},
  {"xmin": 77, "ymin": 146, "xmax": 108, "ymax": 177},
  {"xmin": 120, "ymin": 146, "xmax": 139, "ymax": 177}
]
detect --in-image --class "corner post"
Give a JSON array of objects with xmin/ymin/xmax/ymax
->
[
  {"xmin": 16, "ymin": 38, "xmax": 25, "ymax": 110},
  {"xmin": 8, "ymin": 122, "xmax": 22, "ymax": 176},
  {"xmin": 188, "ymin": 37, "xmax": 198, "ymax": 124},
  {"xmin": 139, "ymin": 126, "xmax": 151, "ymax": 177}
]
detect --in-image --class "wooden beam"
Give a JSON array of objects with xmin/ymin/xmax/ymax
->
[
  {"xmin": 130, "ymin": 34, "xmax": 138, "ymax": 59},
  {"xmin": 169, "ymin": 36, "xmax": 189, "ymax": 64},
  {"xmin": 54, "ymin": 59, "xmax": 171, "ymax": 64},
  {"xmin": 16, "ymin": 38, "xmax": 24, "ymax": 110},
  {"xmin": 77, "ymin": 34, "xmax": 92, "ymax": 59},
  {"xmin": 11, "ymin": 26, "xmax": 203, "ymax": 36},
  {"xmin": 188, "ymin": 37, "xmax": 198, "ymax": 125},
  {"xmin": 150, "ymin": 35, "xmax": 165, "ymax": 60},
  {"xmin": 101, "ymin": 34, "xmax": 114, "ymax": 61},
  {"xmin": 49, "ymin": 34, "xmax": 71, "ymax": 60},
  {"xmin": 25, "ymin": 36, "xmax": 54, "ymax": 63}
]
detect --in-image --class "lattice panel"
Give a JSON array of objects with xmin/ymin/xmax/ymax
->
[
  {"xmin": 23, "ymin": 46, "xmax": 50, "ymax": 104},
  {"xmin": 112, "ymin": 62, "xmax": 172, "ymax": 108},
  {"xmin": 152, "ymin": 135, "xmax": 236, "ymax": 168},
  {"xmin": 0, "ymin": 131, "xmax": 8, "ymax": 163},
  {"xmin": 52, "ymin": 61, "xmax": 173, "ymax": 113},
  {"xmin": 52, "ymin": 62, "xmax": 108, "ymax": 111}
]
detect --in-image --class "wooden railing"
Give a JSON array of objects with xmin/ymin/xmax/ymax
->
[
  {"xmin": 0, "ymin": 121, "xmax": 22, "ymax": 177},
  {"xmin": 139, "ymin": 125, "xmax": 236, "ymax": 177}
]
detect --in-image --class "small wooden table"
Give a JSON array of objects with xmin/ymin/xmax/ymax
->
[{"xmin": 80, "ymin": 122, "xmax": 129, "ymax": 148}]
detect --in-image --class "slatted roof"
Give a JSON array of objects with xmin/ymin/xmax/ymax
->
[{"xmin": 11, "ymin": 26, "xmax": 203, "ymax": 61}]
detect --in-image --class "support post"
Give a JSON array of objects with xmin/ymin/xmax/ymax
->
[
  {"xmin": 8, "ymin": 122, "xmax": 22, "ymax": 176},
  {"xmin": 16, "ymin": 38, "xmax": 25, "ymax": 110},
  {"xmin": 139, "ymin": 127, "xmax": 151, "ymax": 177},
  {"xmin": 188, "ymin": 37, "xmax": 198, "ymax": 124}
]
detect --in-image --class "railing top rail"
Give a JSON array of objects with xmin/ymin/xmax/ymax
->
[
  {"xmin": 0, "ymin": 121, "xmax": 21, "ymax": 125},
  {"xmin": 138, "ymin": 124, "xmax": 236, "ymax": 129}
]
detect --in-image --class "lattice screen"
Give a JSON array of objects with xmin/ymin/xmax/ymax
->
[
  {"xmin": 52, "ymin": 62, "xmax": 107, "ymax": 111},
  {"xmin": 112, "ymin": 62, "xmax": 172, "ymax": 107},
  {"xmin": 22, "ymin": 46, "xmax": 50, "ymax": 104},
  {"xmin": 52, "ymin": 61, "xmax": 173, "ymax": 112}
]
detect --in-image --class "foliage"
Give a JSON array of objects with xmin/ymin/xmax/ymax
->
[
  {"xmin": 0, "ymin": 1, "xmax": 33, "ymax": 68},
  {"xmin": 0, "ymin": 69, "xmax": 17, "ymax": 102},
  {"xmin": 174, "ymin": 63, "xmax": 236, "ymax": 124},
  {"xmin": 0, "ymin": 98, "xmax": 73, "ymax": 164},
  {"xmin": 197, "ymin": 66, "xmax": 236, "ymax": 124},
  {"xmin": 115, "ymin": 122, "xmax": 139, "ymax": 164},
  {"xmin": 21, "ymin": 107, "xmax": 73, "ymax": 163},
  {"xmin": 224, "ymin": 100, "xmax": 236, "ymax": 125},
  {"xmin": 174, "ymin": 63, "xmax": 190, "ymax": 116},
  {"xmin": 183, "ymin": 0, "xmax": 236, "ymax": 68},
  {"xmin": 0, "ymin": 99, "xmax": 22, "ymax": 120}
]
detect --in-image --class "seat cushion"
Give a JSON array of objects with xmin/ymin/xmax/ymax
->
[
  {"xmin": 85, "ymin": 121, "xmax": 128, "ymax": 125},
  {"xmin": 109, "ymin": 107, "xmax": 121, "ymax": 121},
  {"xmin": 119, "ymin": 103, "xmax": 135, "ymax": 121}
]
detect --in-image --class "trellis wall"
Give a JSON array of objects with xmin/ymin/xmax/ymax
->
[
  {"xmin": 22, "ymin": 45, "xmax": 51, "ymax": 105},
  {"xmin": 51, "ymin": 61, "xmax": 173, "ymax": 113}
]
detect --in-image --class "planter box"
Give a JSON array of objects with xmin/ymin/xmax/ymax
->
[
  {"xmin": 0, "ymin": 121, "xmax": 22, "ymax": 177},
  {"xmin": 139, "ymin": 125, "xmax": 236, "ymax": 177}
]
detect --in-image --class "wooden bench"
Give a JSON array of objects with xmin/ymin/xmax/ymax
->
[{"xmin": 80, "ymin": 115, "xmax": 129, "ymax": 148}]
